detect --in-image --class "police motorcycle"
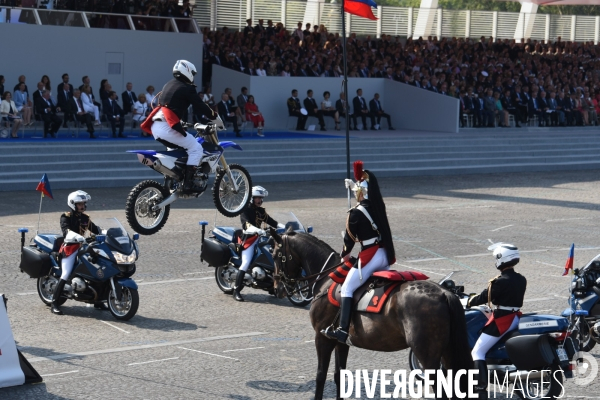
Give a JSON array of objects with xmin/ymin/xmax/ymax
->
[
  {"xmin": 126, "ymin": 117, "xmax": 252, "ymax": 235},
  {"xmin": 562, "ymin": 253, "xmax": 600, "ymax": 352},
  {"xmin": 409, "ymin": 271, "xmax": 578, "ymax": 399},
  {"xmin": 18, "ymin": 218, "xmax": 140, "ymax": 321},
  {"xmin": 200, "ymin": 212, "xmax": 313, "ymax": 307}
]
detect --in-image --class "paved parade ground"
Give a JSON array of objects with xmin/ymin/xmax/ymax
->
[{"xmin": 1, "ymin": 170, "xmax": 600, "ymax": 399}]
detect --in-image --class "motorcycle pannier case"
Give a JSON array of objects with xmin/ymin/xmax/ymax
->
[
  {"xmin": 505, "ymin": 334, "xmax": 555, "ymax": 371},
  {"xmin": 202, "ymin": 238, "xmax": 231, "ymax": 267},
  {"xmin": 20, "ymin": 246, "xmax": 52, "ymax": 278}
]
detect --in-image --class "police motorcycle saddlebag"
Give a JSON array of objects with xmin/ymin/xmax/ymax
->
[
  {"xmin": 19, "ymin": 245, "xmax": 53, "ymax": 278},
  {"xmin": 201, "ymin": 238, "xmax": 231, "ymax": 267},
  {"xmin": 505, "ymin": 335, "xmax": 556, "ymax": 371}
]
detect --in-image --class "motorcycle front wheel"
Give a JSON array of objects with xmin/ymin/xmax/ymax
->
[
  {"xmin": 37, "ymin": 275, "xmax": 66, "ymax": 307},
  {"xmin": 212, "ymin": 163, "xmax": 252, "ymax": 218},
  {"xmin": 286, "ymin": 280, "xmax": 313, "ymax": 307},
  {"xmin": 575, "ymin": 318, "xmax": 597, "ymax": 352},
  {"xmin": 108, "ymin": 286, "xmax": 139, "ymax": 321},
  {"xmin": 125, "ymin": 180, "xmax": 171, "ymax": 235}
]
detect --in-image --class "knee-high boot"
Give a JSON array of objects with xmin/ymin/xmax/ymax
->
[
  {"xmin": 183, "ymin": 165, "xmax": 198, "ymax": 194},
  {"xmin": 474, "ymin": 360, "xmax": 488, "ymax": 400},
  {"xmin": 233, "ymin": 270, "xmax": 246, "ymax": 302},
  {"xmin": 51, "ymin": 279, "xmax": 67, "ymax": 315},
  {"xmin": 320, "ymin": 297, "xmax": 353, "ymax": 344}
]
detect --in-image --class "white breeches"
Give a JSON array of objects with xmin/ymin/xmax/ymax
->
[
  {"xmin": 341, "ymin": 248, "xmax": 389, "ymax": 298},
  {"xmin": 151, "ymin": 121, "xmax": 202, "ymax": 166},
  {"xmin": 60, "ymin": 252, "xmax": 78, "ymax": 281},
  {"xmin": 84, "ymin": 104, "xmax": 100, "ymax": 122},
  {"xmin": 471, "ymin": 316, "xmax": 520, "ymax": 361},
  {"xmin": 239, "ymin": 241, "xmax": 258, "ymax": 272}
]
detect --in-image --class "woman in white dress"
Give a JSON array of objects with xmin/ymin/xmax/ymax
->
[
  {"xmin": 81, "ymin": 85, "xmax": 101, "ymax": 125},
  {"xmin": 256, "ymin": 62, "xmax": 267, "ymax": 76},
  {"xmin": 321, "ymin": 91, "xmax": 340, "ymax": 130},
  {"xmin": 145, "ymin": 85, "xmax": 156, "ymax": 108},
  {"xmin": 132, "ymin": 93, "xmax": 150, "ymax": 137}
]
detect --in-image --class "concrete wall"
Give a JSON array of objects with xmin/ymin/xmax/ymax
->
[
  {"xmin": 212, "ymin": 65, "xmax": 458, "ymax": 133},
  {"xmin": 0, "ymin": 23, "xmax": 203, "ymax": 103}
]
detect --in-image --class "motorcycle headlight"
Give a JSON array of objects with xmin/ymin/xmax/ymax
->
[
  {"xmin": 571, "ymin": 280, "xmax": 578, "ymax": 291},
  {"xmin": 112, "ymin": 250, "xmax": 136, "ymax": 264}
]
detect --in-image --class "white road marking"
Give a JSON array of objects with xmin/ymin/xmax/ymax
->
[
  {"xmin": 545, "ymin": 217, "xmax": 589, "ymax": 222},
  {"xmin": 404, "ymin": 257, "xmax": 444, "ymax": 263},
  {"xmin": 100, "ymin": 320, "xmax": 130, "ymax": 334},
  {"xmin": 40, "ymin": 370, "xmax": 79, "ymax": 377},
  {"xmin": 487, "ymin": 239, "xmax": 494, "ymax": 244},
  {"xmin": 222, "ymin": 347, "xmax": 264, "ymax": 353},
  {"xmin": 524, "ymin": 297, "xmax": 554, "ymax": 303},
  {"xmin": 535, "ymin": 260, "xmax": 563, "ymax": 269},
  {"xmin": 183, "ymin": 271, "xmax": 212, "ymax": 275},
  {"xmin": 553, "ymin": 294, "xmax": 569, "ymax": 299},
  {"xmin": 395, "ymin": 263, "xmax": 446, "ymax": 276},
  {"xmin": 529, "ymin": 309, "xmax": 552, "ymax": 313},
  {"xmin": 138, "ymin": 277, "xmax": 212, "ymax": 286},
  {"xmin": 128, "ymin": 357, "xmax": 179, "ymax": 366},
  {"xmin": 28, "ymin": 332, "xmax": 267, "ymax": 363},
  {"xmin": 305, "ymin": 340, "xmax": 315, "ymax": 343},
  {"xmin": 16, "ymin": 292, "xmax": 37, "ymax": 296},
  {"xmin": 490, "ymin": 225, "xmax": 513, "ymax": 232},
  {"xmin": 178, "ymin": 347, "xmax": 238, "ymax": 361}
]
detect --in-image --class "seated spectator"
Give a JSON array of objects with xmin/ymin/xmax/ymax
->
[
  {"xmin": 132, "ymin": 93, "xmax": 150, "ymax": 136},
  {"xmin": 483, "ymin": 89, "xmax": 496, "ymax": 128},
  {"xmin": 33, "ymin": 82, "xmax": 45, "ymax": 105},
  {"xmin": 57, "ymin": 79, "xmax": 74, "ymax": 128},
  {"xmin": 336, "ymin": 92, "xmax": 357, "ymax": 130},
  {"xmin": 69, "ymin": 89, "xmax": 96, "ymax": 139},
  {"xmin": 287, "ymin": 89, "xmax": 307, "ymax": 131},
  {"xmin": 217, "ymin": 93, "xmax": 242, "ymax": 137},
  {"xmin": 237, "ymin": 87, "xmax": 249, "ymax": 118},
  {"xmin": 13, "ymin": 82, "xmax": 32, "ymax": 126},
  {"xmin": 0, "ymin": 92, "xmax": 22, "ymax": 138},
  {"xmin": 34, "ymin": 90, "xmax": 62, "ymax": 138},
  {"xmin": 13, "ymin": 75, "xmax": 28, "ymax": 94},
  {"xmin": 81, "ymin": 85, "xmax": 101, "ymax": 125},
  {"xmin": 369, "ymin": 93, "xmax": 393, "ymax": 130},
  {"xmin": 593, "ymin": 94, "xmax": 600, "ymax": 122},
  {"xmin": 494, "ymin": 91, "xmax": 509, "ymax": 128},
  {"xmin": 501, "ymin": 89, "xmax": 521, "ymax": 127},
  {"xmin": 556, "ymin": 91, "xmax": 571, "ymax": 126},
  {"xmin": 321, "ymin": 91, "xmax": 340, "ymax": 131},
  {"xmin": 569, "ymin": 93, "xmax": 583, "ymax": 126},
  {"xmin": 528, "ymin": 91, "xmax": 545, "ymax": 127},
  {"xmin": 41, "ymin": 75, "xmax": 52, "ymax": 96},
  {"xmin": 256, "ymin": 61, "xmax": 267, "ymax": 76},
  {"xmin": 99, "ymin": 80, "xmax": 111, "ymax": 102},
  {"xmin": 103, "ymin": 91, "xmax": 125, "ymax": 138},
  {"xmin": 0, "ymin": 76, "xmax": 4, "ymax": 97},
  {"xmin": 303, "ymin": 89, "xmax": 326, "ymax": 131},
  {"xmin": 352, "ymin": 88, "xmax": 374, "ymax": 130},
  {"xmin": 146, "ymin": 85, "xmax": 156, "ymax": 107},
  {"xmin": 546, "ymin": 91, "xmax": 559, "ymax": 126},
  {"xmin": 512, "ymin": 86, "xmax": 528, "ymax": 124},
  {"xmin": 203, "ymin": 86, "xmax": 216, "ymax": 108},
  {"xmin": 280, "ymin": 65, "xmax": 291, "ymax": 77},
  {"xmin": 225, "ymin": 87, "xmax": 244, "ymax": 123},
  {"xmin": 122, "ymin": 82, "xmax": 138, "ymax": 115},
  {"xmin": 584, "ymin": 88, "xmax": 597, "ymax": 125},
  {"xmin": 245, "ymin": 95, "xmax": 264, "ymax": 137}
]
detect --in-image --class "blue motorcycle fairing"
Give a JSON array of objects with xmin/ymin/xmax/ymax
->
[
  {"xmin": 117, "ymin": 277, "xmax": 138, "ymax": 290},
  {"xmin": 564, "ymin": 292, "xmax": 599, "ymax": 316},
  {"xmin": 219, "ymin": 141, "xmax": 243, "ymax": 151},
  {"xmin": 34, "ymin": 233, "xmax": 63, "ymax": 253},
  {"xmin": 213, "ymin": 226, "xmax": 236, "ymax": 243},
  {"xmin": 75, "ymin": 253, "xmax": 121, "ymax": 281}
]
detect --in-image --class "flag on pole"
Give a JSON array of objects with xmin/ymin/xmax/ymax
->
[
  {"xmin": 344, "ymin": 0, "xmax": 378, "ymax": 20},
  {"xmin": 562, "ymin": 243, "xmax": 574, "ymax": 276},
  {"xmin": 35, "ymin": 174, "xmax": 53, "ymax": 200}
]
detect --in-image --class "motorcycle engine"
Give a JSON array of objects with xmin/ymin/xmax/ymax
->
[
  {"xmin": 251, "ymin": 267, "xmax": 266, "ymax": 281},
  {"xmin": 71, "ymin": 277, "xmax": 87, "ymax": 292}
]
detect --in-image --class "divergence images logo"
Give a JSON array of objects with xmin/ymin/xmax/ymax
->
[{"xmin": 573, "ymin": 351, "xmax": 598, "ymax": 387}]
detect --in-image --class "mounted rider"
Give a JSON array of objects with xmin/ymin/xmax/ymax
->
[
  {"xmin": 52, "ymin": 190, "xmax": 103, "ymax": 315},
  {"xmin": 234, "ymin": 186, "xmax": 280, "ymax": 302},
  {"xmin": 141, "ymin": 60, "xmax": 218, "ymax": 194},
  {"xmin": 321, "ymin": 161, "xmax": 396, "ymax": 344},
  {"xmin": 467, "ymin": 243, "xmax": 527, "ymax": 400}
]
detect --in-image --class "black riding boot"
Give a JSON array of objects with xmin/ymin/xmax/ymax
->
[
  {"xmin": 94, "ymin": 301, "xmax": 109, "ymax": 310},
  {"xmin": 233, "ymin": 270, "xmax": 246, "ymax": 302},
  {"xmin": 474, "ymin": 360, "xmax": 488, "ymax": 400},
  {"xmin": 320, "ymin": 297, "xmax": 353, "ymax": 344},
  {"xmin": 183, "ymin": 165, "xmax": 198, "ymax": 194},
  {"xmin": 51, "ymin": 279, "xmax": 67, "ymax": 315}
]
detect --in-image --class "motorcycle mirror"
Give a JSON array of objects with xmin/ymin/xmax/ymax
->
[
  {"xmin": 95, "ymin": 235, "xmax": 106, "ymax": 243},
  {"xmin": 307, "ymin": 226, "xmax": 313, "ymax": 233},
  {"xmin": 18, "ymin": 228, "xmax": 29, "ymax": 233},
  {"xmin": 133, "ymin": 233, "xmax": 140, "ymax": 241}
]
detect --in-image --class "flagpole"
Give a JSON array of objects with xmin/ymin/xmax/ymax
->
[
  {"xmin": 342, "ymin": 0, "xmax": 351, "ymax": 209},
  {"xmin": 36, "ymin": 192, "xmax": 43, "ymax": 234}
]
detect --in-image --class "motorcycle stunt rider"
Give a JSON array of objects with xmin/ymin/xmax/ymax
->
[
  {"xmin": 321, "ymin": 161, "xmax": 396, "ymax": 344},
  {"xmin": 467, "ymin": 243, "xmax": 527, "ymax": 400},
  {"xmin": 52, "ymin": 190, "xmax": 102, "ymax": 315},
  {"xmin": 140, "ymin": 60, "xmax": 219, "ymax": 194},
  {"xmin": 234, "ymin": 186, "xmax": 280, "ymax": 302}
]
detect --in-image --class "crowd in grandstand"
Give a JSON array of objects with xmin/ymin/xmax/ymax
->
[
  {"xmin": 13, "ymin": 0, "xmax": 193, "ymax": 17},
  {"xmin": 204, "ymin": 19, "xmax": 600, "ymax": 128}
]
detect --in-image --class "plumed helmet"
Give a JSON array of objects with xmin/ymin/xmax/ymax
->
[
  {"xmin": 173, "ymin": 60, "xmax": 197, "ymax": 83},
  {"xmin": 252, "ymin": 186, "xmax": 268, "ymax": 198},
  {"xmin": 488, "ymin": 243, "xmax": 520, "ymax": 270},
  {"xmin": 67, "ymin": 190, "xmax": 91, "ymax": 211},
  {"xmin": 352, "ymin": 160, "xmax": 369, "ymax": 199}
]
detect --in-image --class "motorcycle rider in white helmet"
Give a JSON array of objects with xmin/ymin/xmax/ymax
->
[
  {"xmin": 233, "ymin": 186, "xmax": 280, "ymax": 302},
  {"xmin": 52, "ymin": 190, "xmax": 102, "ymax": 315},
  {"xmin": 140, "ymin": 60, "xmax": 219, "ymax": 194},
  {"xmin": 466, "ymin": 243, "xmax": 527, "ymax": 400}
]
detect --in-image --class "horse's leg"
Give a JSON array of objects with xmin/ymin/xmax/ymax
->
[
  {"xmin": 314, "ymin": 332, "xmax": 336, "ymax": 400},
  {"xmin": 334, "ymin": 344, "xmax": 350, "ymax": 400}
]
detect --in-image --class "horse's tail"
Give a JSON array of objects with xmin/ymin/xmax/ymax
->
[{"xmin": 444, "ymin": 291, "xmax": 473, "ymax": 395}]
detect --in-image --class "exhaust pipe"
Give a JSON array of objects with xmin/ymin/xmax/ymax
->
[
  {"xmin": 153, "ymin": 192, "xmax": 179, "ymax": 211},
  {"xmin": 152, "ymin": 159, "xmax": 180, "ymax": 179}
]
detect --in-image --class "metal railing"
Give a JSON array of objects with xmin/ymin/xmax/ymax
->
[
  {"xmin": 0, "ymin": 7, "xmax": 200, "ymax": 33},
  {"xmin": 193, "ymin": 0, "xmax": 599, "ymax": 43}
]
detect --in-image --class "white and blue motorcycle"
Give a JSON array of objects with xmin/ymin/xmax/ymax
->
[{"xmin": 125, "ymin": 117, "xmax": 252, "ymax": 235}]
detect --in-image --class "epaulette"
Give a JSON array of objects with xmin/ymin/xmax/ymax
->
[{"xmin": 63, "ymin": 212, "xmax": 71, "ymax": 217}]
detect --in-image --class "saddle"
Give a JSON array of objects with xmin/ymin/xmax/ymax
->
[{"xmin": 327, "ymin": 270, "xmax": 429, "ymax": 314}]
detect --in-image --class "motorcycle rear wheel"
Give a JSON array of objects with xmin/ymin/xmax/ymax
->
[
  {"xmin": 212, "ymin": 164, "xmax": 252, "ymax": 218},
  {"xmin": 215, "ymin": 266, "xmax": 234, "ymax": 294},
  {"xmin": 107, "ymin": 286, "xmax": 139, "ymax": 321},
  {"xmin": 37, "ymin": 275, "xmax": 67, "ymax": 307},
  {"xmin": 126, "ymin": 180, "xmax": 171, "ymax": 235}
]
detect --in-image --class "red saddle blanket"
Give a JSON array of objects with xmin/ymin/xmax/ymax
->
[{"xmin": 327, "ymin": 270, "xmax": 429, "ymax": 314}]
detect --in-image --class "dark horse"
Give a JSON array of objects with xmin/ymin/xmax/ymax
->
[{"xmin": 269, "ymin": 229, "xmax": 473, "ymax": 400}]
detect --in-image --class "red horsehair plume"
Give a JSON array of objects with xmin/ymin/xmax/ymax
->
[{"xmin": 353, "ymin": 161, "xmax": 364, "ymax": 182}]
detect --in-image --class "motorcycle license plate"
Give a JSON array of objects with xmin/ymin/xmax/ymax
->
[{"xmin": 557, "ymin": 347, "xmax": 568, "ymax": 362}]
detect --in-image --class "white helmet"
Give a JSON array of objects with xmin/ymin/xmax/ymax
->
[
  {"xmin": 252, "ymin": 186, "xmax": 268, "ymax": 198},
  {"xmin": 68, "ymin": 190, "xmax": 91, "ymax": 211},
  {"xmin": 488, "ymin": 243, "xmax": 520, "ymax": 270},
  {"xmin": 173, "ymin": 60, "xmax": 197, "ymax": 83}
]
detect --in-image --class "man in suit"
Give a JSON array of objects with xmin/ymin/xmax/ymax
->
[
  {"xmin": 35, "ymin": 90, "xmax": 62, "ymax": 138},
  {"xmin": 512, "ymin": 86, "xmax": 528, "ymax": 124},
  {"xmin": 57, "ymin": 73, "xmax": 73, "ymax": 94},
  {"xmin": 556, "ymin": 91, "xmax": 571, "ymax": 126},
  {"xmin": 352, "ymin": 88, "xmax": 375, "ymax": 130},
  {"xmin": 217, "ymin": 93, "xmax": 242, "ymax": 137},
  {"xmin": 32, "ymin": 82, "xmax": 45, "ymax": 104},
  {"xmin": 462, "ymin": 88, "xmax": 475, "ymax": 125},
  {"xmin": 121, "ymin": 82, "xmax": 137, "ymax": 115},
  {"xmin": 237, "ymin": 87, "xmax": 249, "ymax": 117},
  {"xmin": 483, "ymin": 89, "xmax": 496, "ymax": 127},
  {"xmin": 369, "ymin": 93, "xmax": 394, "ymax": 130},
  {"xmin": 246, "ymin": 62, "xmax": 257, "ymax": 76},
  {"xmin": 103, "ymin": 91, "xmax": 125, "ymax": 138},
  {"xmin": 501, "ymin": 89, "xmax": 521, "ymax": 127},
  {"xmin": 336, "ymin": 92, "xmax": 356, "ymax": 130},
  {"xmin": 68, "ymin": 89, "xmax": 95, "ymax": 139},
  {"xmin": 546, "ymin": 91, "xmax": 559, "ymax": 126},
  {"xmin": 528, "ymin": 92, "xmax": 544, "ymax": 127},
  {"xmin": 303, "ymin": 89, "xmax": 326, "ymax": 131},
  {"xmin": 287, "ymin": 89, "xmax": 307, "ymax": 131},
  {"xmin": 57, "ymin": 74, "xmax": 74, "ymax": 128}
]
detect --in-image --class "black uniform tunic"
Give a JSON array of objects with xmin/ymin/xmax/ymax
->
[
  {"xmin": 240, "ymin": 204, "xmax": 278, "ymax": 230},
  {"xmin": 60, "ymin": 211, "xmax": 101, "ymax": 238},
  {"xmin": 341, "ymin": 200, "xmax": 380, "ymax": 260}
]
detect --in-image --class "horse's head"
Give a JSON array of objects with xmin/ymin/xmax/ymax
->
[{"xmin": 269, "ymin": 227, "xmax": 303, "ymax": 299}]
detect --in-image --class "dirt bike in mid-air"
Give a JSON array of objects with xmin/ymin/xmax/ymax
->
[{"xmin": 125, "ymin": 117, "xmax": 252, "ymax": 235}]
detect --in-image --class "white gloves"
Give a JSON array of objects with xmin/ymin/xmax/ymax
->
[
  {"xmin": 277, "ymin": 223, "xmax": 285, "ymax": 229},
  {"xmin": 244, "ymin": 225, "xmax": 266, "ymax": 236},
  {"xmin": 64, "ymin": 230, "xmax": 85, "ymax": 244},
  {"xmin": 344, "ymin": 179, "xmax": 356, "ymax": 190},
  {"xmin": 194, "ymin": 123, "xmax": 204, "ymax": 131},
  {"xmin": 459, "ymin": 297, "xmax": 469, "ymax": 308}
]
